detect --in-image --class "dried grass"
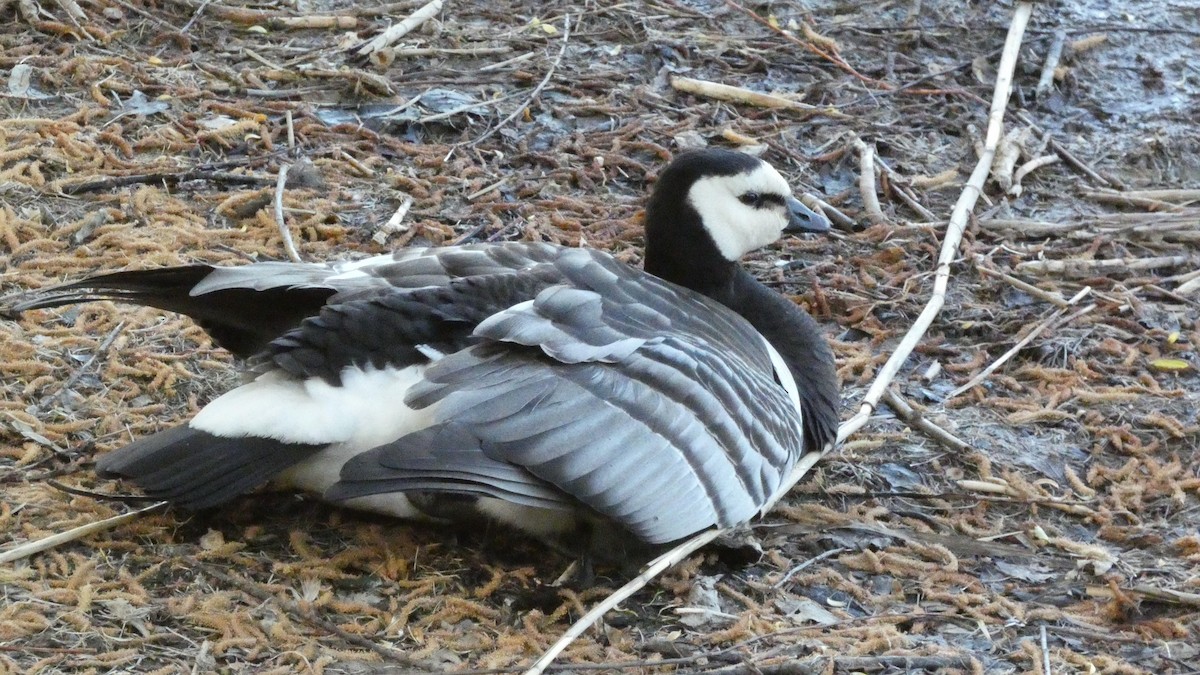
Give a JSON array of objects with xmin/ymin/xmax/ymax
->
[{"xmin": 2, "ymin": 0, "xmax": 1198, "ymax": 673}]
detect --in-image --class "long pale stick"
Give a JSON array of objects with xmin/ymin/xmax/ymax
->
[{"xmin": 525, "ymin": 4, "xmax": 1036, "ymax": 674}]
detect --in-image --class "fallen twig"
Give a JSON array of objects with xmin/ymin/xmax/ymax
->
[
  {"xmin": 980, "ymin": 211, "xmax": 1200, "ymax": 241},
  {"xmin": 853, "ymin": 138, "xmax": 886, "ymax": 225},
  {"xmin": 1082, "ymin": 188, "xmax": 1191, "ymax": 211},
  {"xmin": 0, "ymin": 502, "xmax": 167, "ymax": 564},
  {"xmin": 185, "ymin": 1, "xmax": 357, "ymax": 29},
  {"xmin": 882, "ymin": 388, "xmax": 970, "ymax": 453},
  {"xmin": 1087, "ymin": 584, "xmax": 1200, "ymax": 608},
  {"xmin": 799, "ymin": 193, "xmax": 854, "ymax": 231},
  {"xmin": 991, "ymin": 125, "xmax": 1030, "ymax": 192},
  {"xmin": 470, "ymin": 14, "xmax": 570, "ymax": 147},
  {"xmin": 1009, "ymin": 153, "xmax": 1058, "ymax": 196},
  {"xmin": 976, "ymin": 263, "xmax": 1070, "ymax": 307},
  {"xmin": 671, "ymin": 76, "xmax": 818, "ymax": 112},
  {"xmin": 947, "ymin": 291, "xmax": 1095, "ymax": 400},
  {"xmin": 525, "ymin": 529, "xmax": 719, "ymax": 674},
  {"xmin": 1016, "ymin": 255, "xmax": 1192, "ymax": 277},
  {"xmin": 371, "ymin": 197, "xmax": 414, "ymax": 245},
  {"xmin": 873, "ymin": 156, "xmax": 938, "ymax": 222},
  {"xmin": 353, "ymin": 0, "xmax": 444, "ymax": 57},
  {"xmin": 704, "ymin": 654, "xmax": 977, "ymax": 675},
  {"xmin": 724, "ymin": 0, "xmax": 892, "ymax": 89},
  {"xmin": 478, "ymin": 51, "xmax": 536, "ymax": 73},
  {"xmin": 1035, "ymin": 30, "xmax": 1067, "ymax": 99},
  {"xmin": 59, "ymin": 169, "xmax": 275, "ymax": 195},
  {"xmin": 274, "ymin": 164, "xmax": 302, "ymax": 263},
  {"xmin": 524, "ymin": 7, "xmax": 1049, "ymax": 674},
  {"xmin": 1040, "ymin": 624, "xmax": 1052, "ymax": 675},
  {"xmin": 1176, "ymin": 274, "xmax": 1200, "ymax": 295},
  {"xmin": 836, "ymin": 2, "xmax": 1033, "ymax": 442},
  {"xmin": 1016, "ymin": 111, "xmax": 1126, "ymax": 189}
]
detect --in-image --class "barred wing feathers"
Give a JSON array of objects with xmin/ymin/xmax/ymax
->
[{"xmin": 330, "ymin": 249, "xmax": 804, "ymax": 543}]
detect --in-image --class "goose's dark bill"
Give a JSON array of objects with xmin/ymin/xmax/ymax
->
[
  {"xmin": 0, "ymin": 149, "xmax": 840, "ymax": 553},
  {"xmin": 785, "ymin": 196, "xmax": 831, "ymax": 234}
]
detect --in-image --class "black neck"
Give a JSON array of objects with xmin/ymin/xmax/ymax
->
[
  {"xmin": 643, "ymin": 185, "xmax": 737, "ymax": 297},
  {"xmin": 713, "ymin": 269, "xmax": 841, "ymax": 454}
]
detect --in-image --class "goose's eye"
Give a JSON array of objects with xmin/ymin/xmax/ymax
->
[{"xmin": 738, "ymin": 192, "xmax": 764, "ymax": 207}]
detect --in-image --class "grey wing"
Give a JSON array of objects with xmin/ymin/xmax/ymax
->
[
  {"xmin": 331, "ymin": 255, "xmax": 804, "ymax": 544},
  {"xmin": 191, "ymin": 241, "xmax": 562, "ymax": 297}
]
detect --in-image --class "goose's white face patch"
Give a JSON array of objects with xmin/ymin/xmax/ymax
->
[{"xmin": 687, "ymin": 162, "xmax": 795, "ymax": 261}]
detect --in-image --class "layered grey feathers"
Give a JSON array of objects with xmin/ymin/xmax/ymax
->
[
  {"xmin": 1, "ymin": 149, "xmax": 840, "ymax": 547},
  {"xmin": 324, "ymin": 250, "xmax": 803, "ymax": 543}
]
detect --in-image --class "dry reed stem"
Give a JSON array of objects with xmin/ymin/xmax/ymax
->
[
  {"xmin": 1036, "ymin": 31, "xmax": 1067, "ymax": 99},
  {"xmin": 671, "ymin": 77, "xmax": 817, "ymax": 111},
  {"xmin": 853, "ymin": 138, "xmax": 886, "ymax": 225},
  {"xmin": 0, "ymin": 502, "xmax": 167, "ymax": 563},
  {"xmin": 469, "ymin": 14, "xmax": 570, "ymax": 147},
  {"xmin": 837, "ymin": 1, "xmax": 1033, "ymax": 441},
  {"xmin": 947, "ymin": 293, "xmax": 1095, "ymax": 399},
  {"xmin": 528, "ymin": 9, "xmax": 1036, "ymax": 671},
  {"xmin": 354, "ymin": 0, "xmax": 444, "ymax": 57},
  {"xmin": 274, "ymin": 164, "xmax": 302, "ymax": 263}
]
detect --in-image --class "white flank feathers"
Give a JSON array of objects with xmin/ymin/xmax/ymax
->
[{"xmin": 193, "ymin": 365, "xmax": 435, "ymax": 516}]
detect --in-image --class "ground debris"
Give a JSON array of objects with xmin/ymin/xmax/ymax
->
[{"xmin": 1, "ymin": 1, "xmax": 1198, "ymax": 673}]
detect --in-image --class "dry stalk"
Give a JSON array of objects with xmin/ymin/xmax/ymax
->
[
  {"xmin": 800, "ymin": 193, "xmax": 854, "ymax": 231},
  {"xmin": 947, "ymin": 295, "xmax": 1096, "ymax": 400},
  {"xmin": 976, "ymin": 264, "xmax": 1069, "ymax": 307},
  {"xmin": 1040, "ymin": 624, "xmax": 1052, "ymax": 675},
  {"xmin": 354, "ymin": 0, "xmax": 445, "ymax": 57},
  {"xmin": 874, "ymin": 157, "xmax": 937, "ymax": 221},
  {"xmin": 1016, "ymin": 255, "xmax": 1192, "ymax": 277},
  {"xmin": 853, "ymin": 138, "xmax": 886, "ymax": 224},
  {"xmin": 991, "ymin": 125, "xmax": 1029, "ymax": 191},
  {"xmin": 836, "ymin": 2, "xmax": 1034, "ymax": 441},
  {"xmin": 1176, "ymin": 274, "xmax": 1200, "ymax": 295},
  {"xmin": 1082, "ymin": 188, "xmax": 1190, "ymax": 211},
  {"xmin": 469, "ymin": 15, "xmax": 570, "ymax": 147},
  {"xmin": 671, "ymin": 76, "xmax": 817, "ymax": 111},
  {"xmin": 527, "ymin": 7, "xmax": 1035, "ymax": 672},
  {"xmin": 479, "ymin": 51, "xmax": 536, "ymax": 72},
  {"xmin": 1035, "ymin": 30, "xmax": 1067, "ymax": 99},
  {"xmin": 882, "ymin": 388, "xmax": 970, "ymax": 453},
  {"xmin": 274, "ymin": 164, "xmax": 302, "ymax": 263},
  {"xmin": 371, "ymin": 197, "xmax": 414, "ymax": 245},
  {"xmin": 1015, "ymin": 111, "xmax": 1126, "ymax": 189},
  {"xmin": 1009, "ymin": 153, "xmax": 1058, "ymax": 196},
  {"xmin": 1098, "ymin": 188, "xmax": 1200, "ymax": 204},
  {"xmin": 524, "ymin": 530, "xmax": 720, "ymax": 674},
  {"xmin": 0, "ymin": 502, "xmax": 167, "ymax": 563}
]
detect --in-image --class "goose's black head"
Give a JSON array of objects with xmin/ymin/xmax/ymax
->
[{"xmin": 643, "ymin": 149, "xmax": 829, "ymax": 292}]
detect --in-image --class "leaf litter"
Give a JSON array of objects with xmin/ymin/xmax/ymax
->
[{"xmin": 1, "ymin": 0, "xmax": 1199, "ymax": 673}]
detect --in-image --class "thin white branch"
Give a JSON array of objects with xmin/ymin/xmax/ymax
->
[
  {"xmin": 354, "ymin": 0, "xmax": 445, "ymax": 58},
  {"xmin": 0, "ymin": 501, "xmax": 167, "ymax": 563},
  {"xmin": 516, "ymin": 6, "xmax": 1039, "ymax": 674},
  {"xmin": 471, "ymin": 14, "xmax": 570, "ymax": 146},
  {"xmin": 274, "ymin": 164, "xmax": 302, "ymax": 263},
  {"xmin": 371, "ymin": 197, "xmax": 414, "ymax": 245},
  {"xmin": 837, "ymin": 1, "xmax": 1033, "ymax": 442},
  {"xmin": 524, "ymin": 529, "xmax": 720, "ymax": 675},
  {"xmin": 947, "ymin": 297, "xmax": 1095, "ymax": 399},
  {"xmin": 854, "ymin": 137, "xmax": 886, "ymax": 224}
]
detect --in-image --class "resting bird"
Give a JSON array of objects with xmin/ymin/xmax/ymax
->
[{"xmin": 1, "ymin": 149, "xmax": 840, "ymax": 552}]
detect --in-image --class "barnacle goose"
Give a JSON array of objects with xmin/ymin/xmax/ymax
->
[{"xmin": 1, "ymin": 149, "xmax": 840, "ymax": 549}]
